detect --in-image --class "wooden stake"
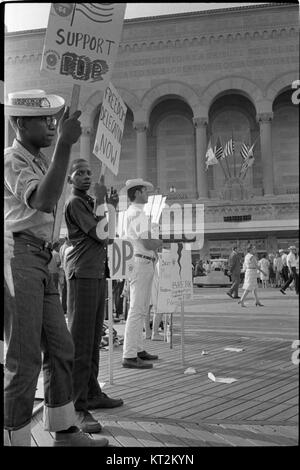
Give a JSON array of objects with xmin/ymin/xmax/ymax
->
[
  {"xmin": 52, "ymin": 84, "xmax": 81, "ymax": 242},
  {"xmin": 181, "ymin": 298, "xmax": 185, "ymax": 366},
  {"xmin": 108, "ymin": 278, "xmax": 114, "ymax": 384}
]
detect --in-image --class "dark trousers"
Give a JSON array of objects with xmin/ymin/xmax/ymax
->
[
  {"xmin": 282, "ymin": 267, "xmax": 299, "ymax": 294},
  {"xmin": 5, "ymin": 237, "xmax": 74, "ymax": 430},
  {"xmin": 281, "ymin": 266, "xmax": 289, "ymax": 283},
  {"xmin": 67, "ymin": 277, "xmax": 106, "ymax": 412},
  {"xmin": 228, "ymin": 272, "xmax": 240, "ymax": 298},
  {"xmin": 113, "ymin": 280, "xmax": 125, "ymax": 317}
]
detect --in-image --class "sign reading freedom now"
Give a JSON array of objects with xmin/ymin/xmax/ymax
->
[
  {"xmin": 40, "ymin": 3, "xmax": 126, "ymax": 87},
  {"xmin": 94, "ymin": 82, "xmax": 127, "ymax": 175}
]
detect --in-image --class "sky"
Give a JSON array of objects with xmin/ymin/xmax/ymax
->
[{"xmin": 4, "ymin": 2, "xmax": 265, "ymax": 32}]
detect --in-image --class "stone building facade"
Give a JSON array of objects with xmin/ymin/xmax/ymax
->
[{"xmin": 5, "ymin": 3, "xmax": 299, "ymax": 259}]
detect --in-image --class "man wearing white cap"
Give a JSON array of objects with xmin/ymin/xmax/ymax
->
[
  {"xmin": 122, "ymin": 179, "xmax": 163, "ymax": 369},
  {"xmin": 280, "ymin": 246, "xmax": 299, "ymax": 295},
  {"xmin": 4, "ymin": 90, "xmax": 108, "ymax": 446}
]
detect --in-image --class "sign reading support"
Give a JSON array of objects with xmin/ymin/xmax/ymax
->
[
  {"xmin": 41, "ymin": 3, "xmax": 126, "ymax": 88},
  {"xmin": 93, "ymin": 82, "xmax": 127, "ymax": 175},
  {"xmin": 108, "ymin": 239, "xmax": 134, "ymax": 279}
]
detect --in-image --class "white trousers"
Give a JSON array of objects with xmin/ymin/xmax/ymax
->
[{"xmin": 123, "ymin": 257, "xmax": 155, "ymax": 358}]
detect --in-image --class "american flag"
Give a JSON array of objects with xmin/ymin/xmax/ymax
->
[
  {"xmin": 71, "ymin": 3, "xmax": 114, "ymax": 26},
  {"xmin": 214, "ymin": 137, "xmax": 224, "ymax": 160},
  {"xmin": 239, "ymin": 143, "xmax": 255, "ymax": 178},
  {"xmin": 205, "ymin": 139, "xmax": 219, "ymax": 170},
  {"xmin": 223, "ymin": 138, "xmax": 234, "ymax": 158},
  {"xmin": 240, "ymin": 142, "xmax": 253, "ymax": 160}
]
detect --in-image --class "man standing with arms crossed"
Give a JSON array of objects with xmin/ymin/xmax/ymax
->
[
  {"xmin": 4, "ymin": 89, "xmax": 108, "ymax": 446},
  {"xmin": 122, "ymin": 179, "xmax": 163, "ymax": 369}
]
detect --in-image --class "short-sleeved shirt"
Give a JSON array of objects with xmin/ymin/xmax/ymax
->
[
  {"xmin": 4, "ymin": 139, "xmax": 54, "ymax": 241},
  {"xmin": 64, "ymin": 190, "xmax": 108, "ymax": 279},
  {"xmin": 287, "ymin": 252, "xmax": 298, "ymax": 268},
  {"xmin": 123, "ymin": 202, "xmax": 155, "ymax": 258}
]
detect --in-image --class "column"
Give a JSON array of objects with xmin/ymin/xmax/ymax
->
[
  {"xmin": 133, "ymin": 121, "xmax": 147, "ymax": 179},
  {"xmin": 80, "ymin": 126, "xmax": 93, "ymax": 162},
  {"xmin": 193, "ymin": 117, "xmax": 208, "ymax": 199},
  {"xmin": 257, "ymin": 112, "xmax": 274, "ymax": 196}
]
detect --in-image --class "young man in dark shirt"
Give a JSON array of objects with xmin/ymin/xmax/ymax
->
[{"xmin": 64, "ymin": 159, "xmax": 123, "ymax": 434}]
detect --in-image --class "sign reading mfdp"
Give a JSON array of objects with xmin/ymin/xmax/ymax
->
[{"xmin": 108, "ymin": 239, "xmax": 134, "ymax": 279}]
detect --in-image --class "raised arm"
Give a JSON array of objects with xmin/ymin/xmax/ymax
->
[{"xmin": 28, "ymin": 108, "xmax": 82, "ymax": 213}]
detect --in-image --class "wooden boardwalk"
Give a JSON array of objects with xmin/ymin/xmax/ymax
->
[{"xmin": 31, "ymin": 288, "xmax": 298, "ymax": 447}]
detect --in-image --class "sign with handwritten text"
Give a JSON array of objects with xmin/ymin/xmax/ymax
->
[
  {"xmin": 93, "ymin": 82, "xmax": 127, "ymax": 175},
  {"xmin": 41, "ymin": 3, "xmax": 126, "ymax": 87},
  {"xmin": 156, "ymin": 244, "xmax": 193, "ymax": 314}
]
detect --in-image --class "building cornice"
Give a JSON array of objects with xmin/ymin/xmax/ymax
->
[{"xmin": 4, "ymin": 2, "xmax": 298, "ymax": 37}]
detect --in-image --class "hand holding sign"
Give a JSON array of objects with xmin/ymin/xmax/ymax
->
[
  {"xmin": 58, "ymin": 107, "xmax": 82, "ymax": 145},
  {"xmin": 107, "ymin": 187, "xmax": 119, "ymax": 209}
]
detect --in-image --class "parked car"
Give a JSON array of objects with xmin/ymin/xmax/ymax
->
[{"xmin": 193, "ymin": 258, "xmax": 231, "ymax": 287}]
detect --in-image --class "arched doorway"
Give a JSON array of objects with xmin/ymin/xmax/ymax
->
[
  {"xmin": 208, "ymin": 92, "xmax": 260, "ymax": 197},
  {"xmin": 272, "ymin": 89, "xmax": 299, "ymax": 195},
  {"xmin": 149, "ymin": 98, "xmax": 196, "ymax": 196}
]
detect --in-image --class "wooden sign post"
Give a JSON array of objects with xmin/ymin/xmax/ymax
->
[
  {"xmin": 52, "ymin": 84, "xmax": 81, "ymax": 242},
  {"xmin": 41, "ymin": 3, "xmax": 127, "ymax": 241}
]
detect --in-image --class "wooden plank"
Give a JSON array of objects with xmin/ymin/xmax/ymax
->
[
  {"xmin": 117, "ymin": 421, "xmax": 165, "ymax": 447},
  {"xmin": 136, "ymin": 421, "xmax": 186, "ymax": 447},
  {"xmin": 97, "ymin": 419, "xmax": 143, "ymax": 447},
  {"xmin": 31, "ymin": 419, "xmax": 54, "ymax": 447}
]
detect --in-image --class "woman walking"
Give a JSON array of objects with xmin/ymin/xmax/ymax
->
[{"xmin": 239, "ymin": 244, "xmax": 267, "ymax": 307}]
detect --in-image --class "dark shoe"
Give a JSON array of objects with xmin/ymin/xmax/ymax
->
[
  {"xmin": 233, "ymin": 296, "xmax": 241, "ymax": 299},
  {"xmin": 53, "ymin": 429, "xmax": 108, "ymax": 447},
  {"xmin": 122, "ymin": 357, "xmax": 153, "ymax": 369},
  {"xmin": 138, "ymin": 350, "xmax": 159, "ymax": 361},
  {"xmin": 255, "ymin": 302, "xmax": 264, "ymax": 306},
  {"xmin": 77, "ymin": 411, "xmax": 102, "ymax": 434},
  {"xmin": 226, "ymin": 292, "xmax": 233, "ymax": 299},
  {"xmin": 87, "ymin": 392, "xmax": 124, "ymax": 410},
  {"xmin": 280, "ymin": 289, "xmax": 286, "ymax": 295}
]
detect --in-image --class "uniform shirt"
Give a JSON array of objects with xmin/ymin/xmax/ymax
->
[
  {"xmin": 64, "ymin": 190, "xmax": 108, "ymax": 279},
  {"xmin": 124, "ymin": 202, "xmax": 155, "ymax": 258},
  {"xmin": 287, "ymin": 252, "xmax": 298, "ymax": 269},
  {"xmin": 4, "ymin": 139, "xmax": 54, "ymax": 241}
]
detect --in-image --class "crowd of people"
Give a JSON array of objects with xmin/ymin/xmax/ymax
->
[{"xmin": 3, "ymin": 88, "xmax": 299, "ymax": 447}]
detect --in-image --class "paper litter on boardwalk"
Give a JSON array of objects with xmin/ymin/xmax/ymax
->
[
  {"xmin": 184, "ymin": 367, "xmax": 197, "ymax": 375},
  {"xmin": 208, "ymin": 372, "xmax": 237, "ymax": 384},
  {"xmin": 224, "ymin": 347, "xmax": 245, "ymax": 352}
]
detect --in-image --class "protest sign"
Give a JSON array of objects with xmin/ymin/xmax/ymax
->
[
  {"xmin": 108, "ymin": 239, "xmax": 134, "ymax": 279},
  {"xmin": 41, "ymin": 3, "xmax": 126, "ymax": 87},
  {"xmin": 156, "ymin": 244, "xmax": 193, "ymax": 314},
  {"xmin": 94, "ymin": 82, "xmax": 127, "ymax": 174}
]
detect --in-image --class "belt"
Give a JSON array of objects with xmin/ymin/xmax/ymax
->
[
  {"xmin": 13, "ymin": 232, "xmax": 53, "ymax": 251},
  {"xmin": 135, "ymin": 254, "xmax": 156, "ymax": 262}
]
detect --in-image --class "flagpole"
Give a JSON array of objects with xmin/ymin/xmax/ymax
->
[
  {"xmin": 232, "ymin": 130, "xmax": 236, "ymax": 178},
  {"xmin": 222, "ymin": 136, "xmax": 231, "ymax": 179},
  {"xmin": 219, "ymin": 158, "xmax": 229, "ymax": 180}
]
